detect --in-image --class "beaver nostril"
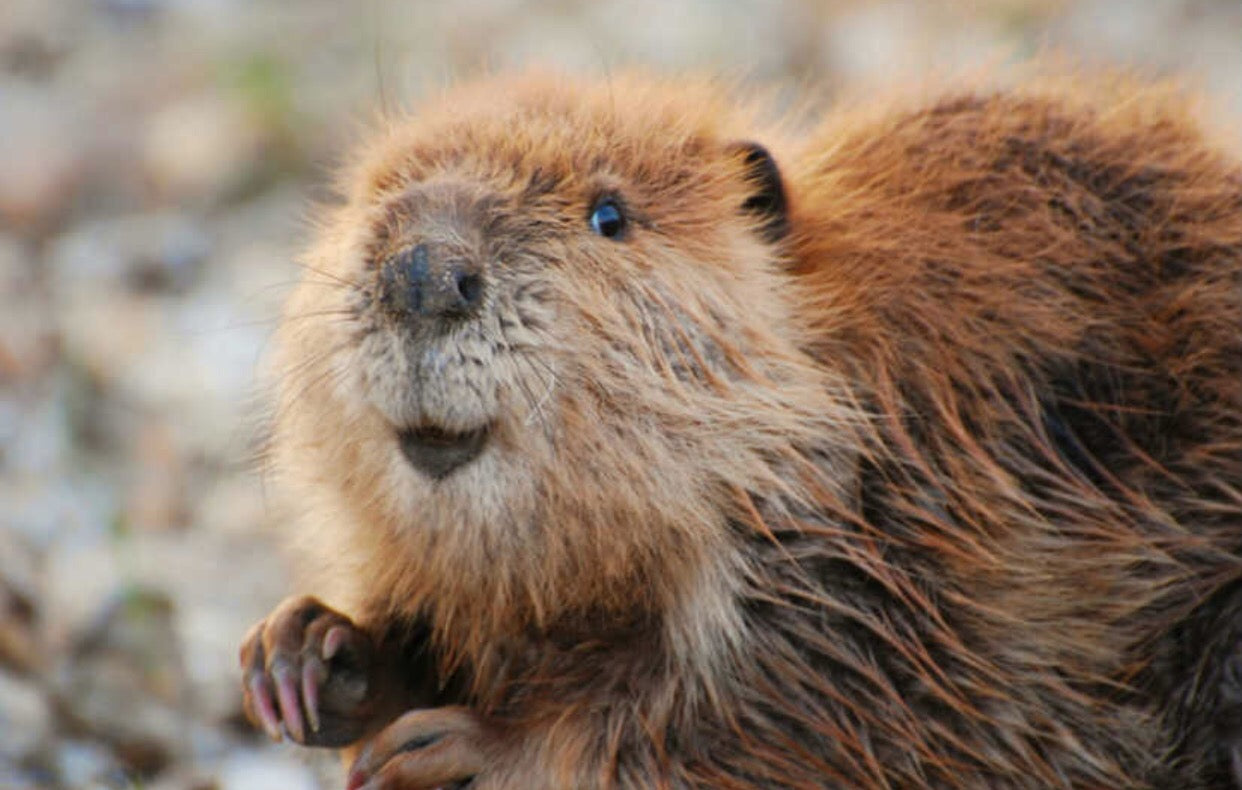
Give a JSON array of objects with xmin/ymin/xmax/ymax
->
[{"xmin": 455, "ymin": 272, "xmax": 483, "ymax": 308}]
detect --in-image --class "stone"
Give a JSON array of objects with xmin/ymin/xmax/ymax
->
[
  {"xmin": 0, "ymin": 83, "xmax": 86, "ymax": 234},
  {"xmin": 216, "ymin": 749, "xmax": 319, "ymax": 790},
  {"xmin": 142, "ymin": 95, "xmax": 266, "ymax": 206},
  {"xmin": 54, "ymin": 739, "xmax": 128, "ymax": 789},
  {"xmin": 0, "ymin": 669, "xmax": 52, "ymax": 762}
]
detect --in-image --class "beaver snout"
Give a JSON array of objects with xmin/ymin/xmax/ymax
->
[{"xmin": 378, "ymin": 242, "xmax": 485, "ymax": 325}]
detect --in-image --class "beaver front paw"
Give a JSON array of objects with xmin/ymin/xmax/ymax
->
[{"xmin": 239, "ymin": 595, "xmax": 384, "ymax": 747}]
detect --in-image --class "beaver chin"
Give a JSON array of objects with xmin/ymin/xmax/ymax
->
[{"xmin": 397, "ymin": 422, "xmax": 493, "ymax": 480}]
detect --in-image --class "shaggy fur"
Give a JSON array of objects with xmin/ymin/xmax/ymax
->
[{"xmin": 262, "ymin": 71, "xmax": 1242, "ymax": 788}]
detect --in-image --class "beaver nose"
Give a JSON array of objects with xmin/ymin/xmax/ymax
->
[{"xmin": 379, "ymin": 243, "xmax": 484, "ymax": 322}]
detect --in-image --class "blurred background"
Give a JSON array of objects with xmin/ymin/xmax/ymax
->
[{"xmin": 1, "ymin": 0, "xmax": 1240, "ymax": 788}]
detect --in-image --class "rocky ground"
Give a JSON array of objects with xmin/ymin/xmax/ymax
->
[{"xmin": 1, "ymin": 0, "xmax": 1240, "ymax": 788}]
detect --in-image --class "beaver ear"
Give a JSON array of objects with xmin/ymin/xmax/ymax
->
[{"xmin": 728, "ymin": 141, "xmax": 789, "ymax": 244}]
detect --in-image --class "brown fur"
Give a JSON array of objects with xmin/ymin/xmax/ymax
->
[{"xmin": 267, "ymin": 70, "xmax": 1242, "ymax": 787}]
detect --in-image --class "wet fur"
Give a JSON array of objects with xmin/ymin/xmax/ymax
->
[{"xmin": 270, "ymin": 71, "xmax": 1242, "ymax": 787}]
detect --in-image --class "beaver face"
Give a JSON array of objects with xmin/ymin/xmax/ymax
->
[
  {"xmin": 274, "ymin": 76, "xmax": 842, "ymax": 579},
  {"xmin": 303, "ymin": 95, "xmax": 790, "ymax": 489}
]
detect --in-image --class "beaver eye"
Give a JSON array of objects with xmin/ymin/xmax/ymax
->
[{"xmin": 589, "ymin": 198, "xmax": 626, "ymax": 239}]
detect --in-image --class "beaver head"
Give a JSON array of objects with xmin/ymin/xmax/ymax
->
[{"xmin": 271, "ymin": 73, "xmax": 857, "ymax": 636}]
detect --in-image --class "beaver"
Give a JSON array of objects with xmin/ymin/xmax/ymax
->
[{"xmin": 238, "ymin": 71, "xmax": 1242, "ymax": 788}]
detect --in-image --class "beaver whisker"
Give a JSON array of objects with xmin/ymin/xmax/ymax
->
[
  {"xmin": 291, "ymin": 259, "xmax": 364, "ymax": 290},
  {"xmin": 522, "ymin": 355, "xmax": 559, "ymax": 429}
]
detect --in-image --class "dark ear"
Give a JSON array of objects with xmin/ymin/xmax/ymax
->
[{"xmin": 728, "ymin": 141, "xmax": 789, "ymax": 244}]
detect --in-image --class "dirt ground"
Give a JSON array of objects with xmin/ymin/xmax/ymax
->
[{"xmin": 1, "ymin": 1, "xmax": 1240, "ymax": 788}]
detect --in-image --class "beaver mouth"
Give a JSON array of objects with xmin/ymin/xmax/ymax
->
[{"xmin": 397, "ymin": 423, "xmax": 492, "ymax": 480}]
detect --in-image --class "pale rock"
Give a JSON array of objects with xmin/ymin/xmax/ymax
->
[
  {"xmin": 143, "ymin": 94, "xmax": 266, "ymax": 205},
  {"xmin": 0, "ymin": 670, "xmax": 52, "ymax": 762},
  {"xmin": 821, "ymin": 2, "xmax": 924, "ymax": 84},
  {"xmin": 43, "ymin": 538, "xmax": 123, "ymax": 647},
  {"xmin": 216, "ymin": 749, "xmax": 319, "ymax": 790},
  {"xmin": 54, "ymin": 739, "xmax": 127, "ymax": 789},
  {"xmin": 0, "ymin": 84, "xmax": 86, "ymax": 233},
  {"xmin": 0, "ymin": 233, "xmax": 55, "ymax": 382},
  {"xmin": 123, "ymin": 417, "xmax": 189, "ymax": 533}
]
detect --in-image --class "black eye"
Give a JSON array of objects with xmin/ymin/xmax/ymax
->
[{"xmin": 589, "ymin": 198, "xmax": 626, "ymax": 239}]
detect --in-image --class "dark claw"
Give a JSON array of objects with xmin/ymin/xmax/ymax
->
[
  {"xmin": 272, "ymin": 662, "xmax": 305, "ymax": 743},
  {"xmin": 302, "ymin": 656, "xmax": 327, "ymax": 733},
  {"xmin": 324, "ymin": 624, "xmax": 347, "ymax": 661},
  {"xmin": 247, "ymin": 673, "xmax": 283, "ymax": 741}
]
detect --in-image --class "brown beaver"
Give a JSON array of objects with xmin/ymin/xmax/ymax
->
[{"xmin": 238, "ymin": 71, "xmax": 1242, "ymax": 788}]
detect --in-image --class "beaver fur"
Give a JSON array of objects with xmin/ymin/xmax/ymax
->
[{"xmin": 240, "ymin": 71, "xmax": 1242, "ymax": 788}]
